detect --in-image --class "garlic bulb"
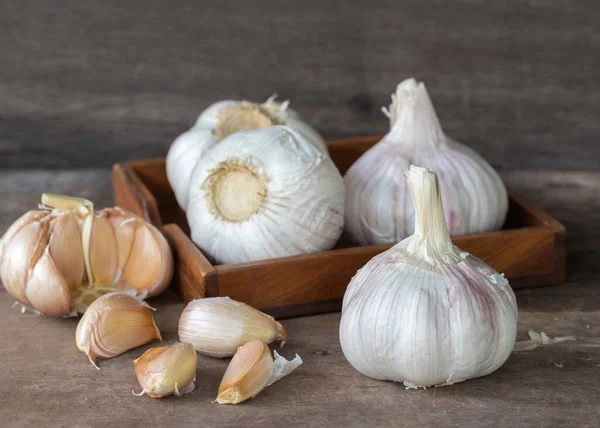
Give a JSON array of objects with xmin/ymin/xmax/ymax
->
[
  {"xmin": 167, "ymin": 96, "xmax": 328, "ymax": 210},
  {"xmin": 216, "ymin": 340, "xmax": 302, "ymax": 404},
  {"xmin": 133, "ymin": 342, "xmax": 197, "ymax": 398},
  {"xmin": 187, "ymin": 126, "xmax": 345, "ymax": 265},
  {"xmin": 339, "ymin": 166, "xmax": 517, "ymax": 389},
  {"xmin": 178, "ymin": 297, "xmax": 286, "ymax": 358},
  {"xmin": 344, "ymin": 78, "xmax": 508, "ymax": 245},
  {"xmin": 0, "ymin": 194, "xmax": 173, "ymax": 316},
  {"xmin": 76, "ymin": 292, "xmax": 162, "ymax": 368}
]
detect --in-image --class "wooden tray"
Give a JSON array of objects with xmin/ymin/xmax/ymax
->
[{"xmin": 112, "ymin": 135, "xmax": 566, "ymax": 318}]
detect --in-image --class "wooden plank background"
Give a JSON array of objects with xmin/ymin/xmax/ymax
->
[{"xmin": 0, "ymin": 0, "xmax": 598, "ymax": 170}]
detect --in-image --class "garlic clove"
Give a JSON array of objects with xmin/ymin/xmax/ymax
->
[
  {"xmin": 0, "ymin": 210, "xmax": 48, "ymax": 260},
  {"xmin": 75, "ymin": 292, "xmax": 161, "ymax": 368},
  {"xmin": 119, "ymin": 222, "xmax": 173, "ymax": 297},
  {"xmin": 216, "ymin": 340, "xmax": 273, "ymax": 404},
  {"xmin": 48, "ymin": 213, "xmax": 85, "ymax": 291},
  {"xmin": 25, "ymin": 250, "xmax": 73, "ymax": 317},
  {"xmin": 178, "ymin": 297, "xmax": 286, "ymax": 358},
  {"xmin": 0, "ymin": 220, "xmax": 48, "ymax": 305},
  {"xmin": 88, "ymin": 216, "xmax": 118, "ymax": 286},
  {"xmin": 106, "ymin": 211, "xmax": 137, "ymax": 273},
  {"xmin": 133, "ymin": 342, "xmax": 197, "ymax": 398}
]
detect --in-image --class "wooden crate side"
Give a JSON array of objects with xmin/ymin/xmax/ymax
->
[
  {"xmin": 112, "ymin": 163, "xmax": 162, "ymax": 226},
  {"xmin": 162, "ymin": 224, "xmax": 219, "ymax": 302}
]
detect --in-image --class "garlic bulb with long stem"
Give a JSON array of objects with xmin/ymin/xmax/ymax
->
[
  {"xmin": 178, "ymin": 297, "xmax": 286, "ymax": 358},
  {"xmin": 0, "ymin": 194, "xmax": 173, "ymax": 316},
  {"xmin": 339, "ymin": 166, "xmax": 517, "ymax": 389},
  {"xmin": 187, "ymin": 125, "xmax": 345, "ymax": 265},
  {"xmin": 167, "ymin": 96, "xmax": 328, "ymax": 210},
  {"xmin": 344, "ymin": 78, "xmax": 508, "ymax": 245}
]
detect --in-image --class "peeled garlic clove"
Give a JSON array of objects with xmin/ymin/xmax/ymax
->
[
  {"xmin": 344, "ymin": 78, "xmax": 508, "ymax": 245},
  {"xmin": 340, "ymin": 166, "xmax": 518, "ymax": 388},
  {"xmin": 0, "ymin": 219, "xmax": 48, "ymax": 305},
  {"xmin": 76, "ymin": 292, "xmax": 161, "ymax": 367},
  {"xmin": 178, "ymin": 297, "xmax": 286, "ymax": 358},
  {"xmin": 133, "ymin": 342, "xmax": 197, "ymax": 398},
  {"xmin": 216, "ymin": 340, "xmax": 273, "ymax": 404},
  {"xmin": 48, "ymin": 213, "xmax": 84, "ymax": 291},
  {"xmin": 88, "ymin": 216, "xmax": 118, "ymax": 286},
  {"xmin": 187, "ymin": 126, "xmax": 344, "ymax": 264},
  {"xmin": 25, "ymin": 250, "xmax": 73, "ymax": 317},
  {"xmin": 118, "ymin": 221, "xmax": 173, "ymax": 297}
]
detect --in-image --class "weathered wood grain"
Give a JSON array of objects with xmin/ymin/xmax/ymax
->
[
  {"xmin": 1, "ymin": 0, "xmax": 599, "ymax": 169},
  {"xmin": 0, "ymin": 169, "xmax": 599, "ymax": 427}
]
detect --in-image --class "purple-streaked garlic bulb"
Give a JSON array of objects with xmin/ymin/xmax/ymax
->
[
  {"xmin": 344, "ymin": 78, "xmax": 508, "ymax": 245},
  {"xmin": 167, "ymin": 96, "xmax": 328, "ymax": 210},
  {"xmin": 340, "ymin": 166, "xmax": 517, "ymax": 389}
]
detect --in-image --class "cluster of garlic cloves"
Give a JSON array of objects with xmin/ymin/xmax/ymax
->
[
  {"xmin": 178, "ymin": 297, "xmax": 286, "ymax": 357},
  {"xmin": 133, "ymin": 342, "xmax": 197, "ymax": 398},
  {"xmin": 340, "ymin": 166, "xmax": 517, "ymax": 388},
  {"xmin": 344, "ymin": 78, "xmax": 508, "ymax": 245},
  {"xmin": 167, "ymin": 96, "xmax": 328, "ymax": 210},
  {"xmin": 0, "ymin": 194, "xmax": 173, "ymax": 316},
  {"xmin": 76, "ymin": 292, "xmax": 161, "ymax": 368}
]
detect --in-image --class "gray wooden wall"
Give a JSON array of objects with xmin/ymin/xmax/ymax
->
[{"xmin": 1, "ymin": 0, "xmax": 598, "ymax": 170}]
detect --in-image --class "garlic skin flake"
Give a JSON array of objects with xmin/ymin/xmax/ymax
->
[
  {"xmin": 76, "ymin": 292, "xmax": 162, "ymax": 368},
  {"xmin": 133, "ymin": 342, "xmax": 197, "ymax": 398},
  {"xmin": 339, "ymin": 166, "xmax": 517, "ymax": 388},
  {"xmin": 178, "ymin": 297, "xmax": 286, "ymax": 358},
  {"xmin": 167, "ymin": 96, "xmax": 327, "ymax": 210},
  {"xmin": 187, "ymin": 126, "xmax": 345, "ymax": 265},
  {"xmin": 0, "ymin": 194, "xmax": 173, "ymax": 316},
  {"xmin": 344, "ymin": 78, "xmax": 508, "ymax": 245}
]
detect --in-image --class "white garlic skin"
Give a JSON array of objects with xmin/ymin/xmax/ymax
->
[
  {"xmin": 166, "ymin": 97, "xmax": 327, "ymax": 210},
  {"xmin": 344, "ymin": 78, "xmax": 508, "ymax": 245},
  {"xmin": 186, "ymin": 126, "xmax": 344, "ymax": 265}
]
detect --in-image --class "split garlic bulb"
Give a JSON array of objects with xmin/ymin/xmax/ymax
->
[
  {"xmin": 0, "ymin": 194, "xmax": 173, "ymax": 316},
  {"xmin": 167, "ymin": 96, "xmax": 328, "ymax": 210},
  {"xmin": 339, "ymin": 166, "xmax": 518, "ymax": 389},
  {"xmin": 344, "ymin": 78, "xmax": 508, "ymax": 245},
  {"xmin": 187, "ymin": 126, "xmax": 345, "ymax": 265}
]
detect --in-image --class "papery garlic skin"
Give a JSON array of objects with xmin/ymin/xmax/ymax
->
[
  {"xmin": 76, "ymin": 292, "xmax": 161, "ymax": 368},
  {"xmin": 187, "ymin": 126, "xmax": 344, "ymax": 265},
  {"xmin": 167, "ymin": 96, "xmax": 327, "ymax": 210},
  {"xmin": 178, "ymin": 297, "xmax": 286, "ymax": 358},
  {"xmin": 339, "ymin": 166, "xmax": 517, "ymax": 388},
  {"xmin": 344, "ymin": 78, "xmax": 508, "ymax": 245},
  {"xmin": 0, "ymin": 195, "xmax": 174, "ymax": 317},
  {"xmin": 134, "ymin": 342, "xmax": 197, "ymax": 398}
]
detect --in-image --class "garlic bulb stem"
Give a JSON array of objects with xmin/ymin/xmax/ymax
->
[
  {"xmin": 382, "ymin": 79, "xmax": 444, "ymax": 149},
  {"xmin": 404, "ymin": 166, "xmax": 459, "ymax": 264}
]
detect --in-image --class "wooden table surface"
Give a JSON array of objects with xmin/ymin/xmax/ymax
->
[{"xmin": 0, "ymin": 169, "xmax": 598, "ymax": 428}]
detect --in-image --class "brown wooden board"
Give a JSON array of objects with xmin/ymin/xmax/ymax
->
[{"xmin": 113, "ymin": 136, "xmax": 566, "ymax": 317}]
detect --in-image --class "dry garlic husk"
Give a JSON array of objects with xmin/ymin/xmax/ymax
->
[
  {"xmin": 76, "ymin": 292, "xmax": 161, "ymax": 368},
  {"xmin": 0, "ymin": 194, "xmax": 173, "ymax": 316},
  {"xmin": 167, "ymin": 96, "xmax": 328, "ymax": 210},
  {"xmin": 216, "ymin": 340, "xmax": 302, "ymax": 404},
  {"xmin": 133, "ymin": 342, "xmax": 197, "ymax": 398},
  {"xmin": 339, "ymin": 166, "xmax": 517, "ymax": 389},
  {"xmin": 187, "ymin": 126, "xmax": 345, "ymax": 265},
  {"xmin": 178, "ymin": 297, "xmax": 286, "ymax": 358},
  {"xmin": 344, "ymin": 78, "xmax": 508, "ymax": 245}
]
